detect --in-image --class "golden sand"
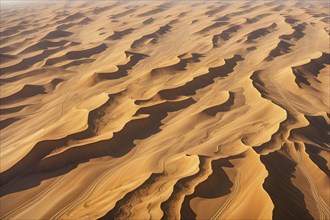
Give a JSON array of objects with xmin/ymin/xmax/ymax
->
[{"xmin": 0, "ymin": 0, "xmax": 329, "ymax": 219}]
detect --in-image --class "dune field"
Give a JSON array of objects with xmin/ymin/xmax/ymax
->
[{"xmin": 0, "ymin": 0, "xmax": 329, "ymax": 219}]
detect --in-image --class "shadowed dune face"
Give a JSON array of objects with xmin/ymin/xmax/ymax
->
[{"xmin": 0, "ymin": 0, "xmax": 329, "ymax": 219}]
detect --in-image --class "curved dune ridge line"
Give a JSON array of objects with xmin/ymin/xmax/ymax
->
[{"xmin": 0, "ymin": 0, "xmax": 329, "ymax": 219}]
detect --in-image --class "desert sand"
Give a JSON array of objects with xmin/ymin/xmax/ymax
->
[{"xmin": 0, "ymin": 0, "xmax": 329, "ymax": 219}]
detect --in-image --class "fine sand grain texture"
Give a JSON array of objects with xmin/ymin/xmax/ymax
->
[{"xmin": 0, "ymin": 0, "xmax": 329, "ymax": 219}]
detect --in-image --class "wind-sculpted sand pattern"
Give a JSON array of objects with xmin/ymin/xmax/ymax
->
[{"xmin": 0, "ymin": 0, "xmax": 329, "ymax": 219}]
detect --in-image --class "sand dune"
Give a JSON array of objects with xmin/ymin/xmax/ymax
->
[{"xmin": 0, "ymin": 0, "xmax": 329, "ymax": 219}]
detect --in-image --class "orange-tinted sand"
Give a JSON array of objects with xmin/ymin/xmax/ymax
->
[{"xmin": 0, "ymin": 0, "xmax": 329, "ymax": 219}]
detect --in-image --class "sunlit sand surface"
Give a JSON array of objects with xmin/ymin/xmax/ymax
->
[{"xmin": 0, "ymin": 0, "xmax": 329, "ymax": 219}]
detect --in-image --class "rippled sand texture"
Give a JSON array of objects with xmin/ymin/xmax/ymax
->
[{"xmin": 0, "ymin": 0, "xmax": 329, "ymax": 219}]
